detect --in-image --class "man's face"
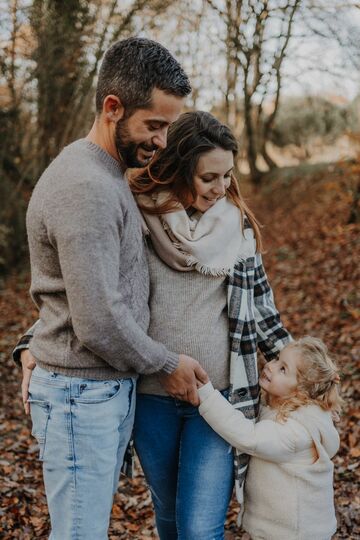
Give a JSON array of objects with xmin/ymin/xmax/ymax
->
[{"xmin": 115, "ymin": 88, "xmax": 185, "ymax": 168}]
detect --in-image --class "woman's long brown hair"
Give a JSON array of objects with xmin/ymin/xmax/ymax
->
[{"xmin": 129, "ymin": 111, "xmax": 262, "ymax": 251}]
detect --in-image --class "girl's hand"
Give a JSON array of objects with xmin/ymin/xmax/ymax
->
[{"xmin": 197, "ymin": 381, "xmax": 215, "ymax": 402}]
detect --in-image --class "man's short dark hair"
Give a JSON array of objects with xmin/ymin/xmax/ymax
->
[{"xmin": 95, "ymin": 37, "xmax": 191, "ymax": 114}]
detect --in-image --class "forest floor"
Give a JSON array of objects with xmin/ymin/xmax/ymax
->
[{"xmin": 0, "ymin": 160, "xmax": 359, "ymax": 539}]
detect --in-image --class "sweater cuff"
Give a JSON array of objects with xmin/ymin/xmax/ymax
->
[
  {"xmin": 198, "ymin": 389, "xmax": 227, "ymax": 417},
  {"xmin": 198, "ymin": 381, "xmax": 215, "ymax": 402},
  {"xmin": 12, "ymin": 335, "xmax": 32, "ymax": 367},
  {"xmin": 160, "ymin": 351, "xmax": 179, "ymax": 374}
]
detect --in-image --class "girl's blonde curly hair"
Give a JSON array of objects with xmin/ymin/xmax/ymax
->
[{"xmin": 276, "ymin": 336, "xmax": 343, "ymax": 422}]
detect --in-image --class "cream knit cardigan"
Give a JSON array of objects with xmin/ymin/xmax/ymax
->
[{"xmin": 199, "ymin": 383, "xmax": 340, "ymax": 540}]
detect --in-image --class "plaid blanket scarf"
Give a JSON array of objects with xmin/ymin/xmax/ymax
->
[{"xmin": 227, "ymin": 243, "xmax": 292, "ymax": 503}]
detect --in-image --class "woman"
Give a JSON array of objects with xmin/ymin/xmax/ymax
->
[
  {"xmin": 15, "ymin": 111, "xmax": 291, "ymax": 539},
  {"xmin": 130, "ymin": 111, "xmax": 291, "ymax": 539}
]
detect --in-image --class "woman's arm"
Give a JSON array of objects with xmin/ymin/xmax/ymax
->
[
  {"xmin": 253, "ymin": 253, "xmax": 292, "ymax": 361},
  {"xmin": 199, "ymin": 383, "xmax": 310, "ymax": 462},
  {"xmin": 12, "ymin": 321, "xmax": 39, "ymax": 414},
  {"xmin": 12, "ymin": 320, "xmax": 39, "ymax": 366}
]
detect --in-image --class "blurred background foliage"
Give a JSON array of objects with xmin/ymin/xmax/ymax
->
[
  {"xmin": 1, "ymin": 5, "xmax": 359, "ymax": 536},
  {"xmin": 1, "ymin": 0, "xmax": 360, "ymax": 276}
]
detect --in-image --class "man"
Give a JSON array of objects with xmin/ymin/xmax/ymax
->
[{"xmin": 18, "ymin": 37, "xmax": 207, "ymax": 539}]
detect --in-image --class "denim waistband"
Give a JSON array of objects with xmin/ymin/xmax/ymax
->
[{"xmin": 32, "ymin": 365, "xmax": 135, "ymax": 387}]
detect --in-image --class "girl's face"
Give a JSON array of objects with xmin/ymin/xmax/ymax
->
[
  {"xmin": 192, "ymin": 147, "xmax": 234, "ymax": 213},
  {"xmin": 259, "ymin": 346, "xmax": 300, "ymax": 405}
]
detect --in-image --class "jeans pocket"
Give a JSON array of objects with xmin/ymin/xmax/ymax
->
[
  {"xmin": 28, "ymin": 399, "xmax": 51, "ymax": 461},
  {"xmin": 75, "ymin": 380, "xmax": 122, "ymax": 404}
]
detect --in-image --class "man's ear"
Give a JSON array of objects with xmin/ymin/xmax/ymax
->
[{"xmin": 103, "ymin": 95, "xmax": 125, "ymax": 122}]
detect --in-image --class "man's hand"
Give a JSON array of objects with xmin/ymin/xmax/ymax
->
[
  {"xmin": 158, "ymin": 354, "xmax": 209, "ymax": 406},
  {"xmin": 20, "ymin": 349, "xmax": 37, "ymax": 414}
]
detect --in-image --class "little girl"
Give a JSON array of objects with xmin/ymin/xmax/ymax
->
[{"xmin": 198, "ymin": 336, "xmax": 342, "ymax": 540}]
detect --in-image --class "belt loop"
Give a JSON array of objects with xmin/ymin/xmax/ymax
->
[{"xmin": 70, "ymin": 383, "xmax": 80, "ymax": 399}]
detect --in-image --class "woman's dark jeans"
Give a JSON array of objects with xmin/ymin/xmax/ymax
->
[{"xmin": 134, "ymin": 392, "xmax": 234, "ymax": 540}]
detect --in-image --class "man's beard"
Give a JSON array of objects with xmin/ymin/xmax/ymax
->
[{"xmin": 115, "ymin": 119, "xmax": 156, "ymax": 168}]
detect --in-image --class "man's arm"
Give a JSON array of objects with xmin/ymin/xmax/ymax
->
[
  {"xmin": 15, "ymin": 329, "xmax": 208, "ymax": 407},
  {"xmin": 45, "ymin": 182, "xmax": 177, "ymax": 375},
  {"xmin": 26, "ymin": 182, "xmax": 207, "ymax": 403}
]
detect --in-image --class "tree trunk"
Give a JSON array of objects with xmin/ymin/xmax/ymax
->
[
  {"xmin": 348, "ymin": 179, "xmax": 360, "ymax": 224},
  {"xmin": 31, "ymin": 0, "xmax": 91, "ymax": 176},
  {"xmin": 260, "ymin": 139, "xmax": 277, "ymax": 170}
]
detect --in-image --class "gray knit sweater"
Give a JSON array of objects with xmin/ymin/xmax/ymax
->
[
  {"xmin": 26, "ymin": 139, "xmax": 178, "ymax": 380},
  {"xmin": 137, "ymin": 243, "xmax": 230, "ymax": 395}
]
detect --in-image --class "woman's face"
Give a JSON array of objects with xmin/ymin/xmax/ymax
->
[{"xmin": 192, "ymin": 147, "xmax": 234, "ymax": 213}]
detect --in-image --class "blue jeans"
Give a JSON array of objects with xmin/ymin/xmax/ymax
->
[
  {"xmin": 134, "ymin": 393, "xmax": 234, "ymax": 540},
  {"xmin": 28, "ymin": 366, "xmax": 136, "ymax": 540}
]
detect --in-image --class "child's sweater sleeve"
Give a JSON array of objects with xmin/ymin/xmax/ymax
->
[{"xmin": 198, "ymin": 383, "xmax": 311, "ymax": 463}]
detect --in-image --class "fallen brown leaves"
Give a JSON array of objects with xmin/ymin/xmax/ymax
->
[
  {"xmin": 0, "ymin": 161, "xmax": 359, "ymax": 538},
  {"xmin": 247, "ymin": 161, "xmax": 360, "ymax": 539}
]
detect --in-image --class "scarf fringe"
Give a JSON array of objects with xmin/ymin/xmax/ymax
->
[{"xmin": 185, "ymin": 252, "xmax": 251, "ymax": 277}]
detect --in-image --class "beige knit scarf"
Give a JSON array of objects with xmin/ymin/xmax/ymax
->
[{"xmin": 138, "ymin": 192, "xmax": 255, "ymax": 276}]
